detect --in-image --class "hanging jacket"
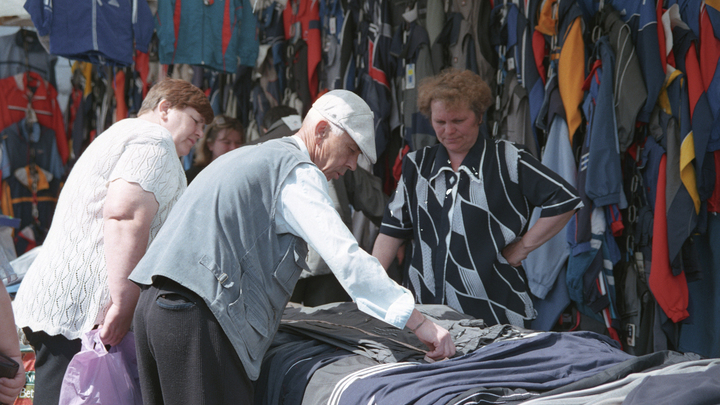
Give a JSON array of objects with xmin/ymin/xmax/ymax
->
[
  {"xmin": 379, "ymin": 1, "xmax": 442, "ymax": 51},
  {"xmin": 673, "ymin": 22, "xmax": 714, "ymax": 203},
  {"xmin": 524, "ymin": 0, "xmax": 546, "ymax": 134},
  {"xmin": 526, "ymin": 68, "xmax": 574, "ymax": 310},
  {"xmin": 284, "ymin": 0, "xmax": 322, "ymax": 102},
  {"xmin": 490, "ymin": 1, "xmax": 541, "ymax": 155},
  {"xmin": 582, "ymin": 37, "xmax": 623, "ymax": 208},
  {"xmin": 565, "ymin": 56, "xmax": 604, "ymax": 315},
  {"xmin": 497, "ymin": 71, "xmax": 535, "ymax": 156},
  {"xmin": 1, "ymin": 121, "xmax": 63, "ymax": 252},
  {"xmin": 390, "ymin": 20, "xmax": 435, "ymax": 151},
  {"xmin": 429, "ymin": 0, "xmax": 496, "ymax": 93},
  {"xmin": 435, "ymin": 0, "xmax": 495, "ymax": 90},
  {"xmin": 319, "ymin": 0, "xmax": 346, "ymax": 92},
  {"xmin": 556, "ymin": 0, "xmax": 585, "ymax": 144},
  {"xmin": 522, "ymin": 0, "xmax": 546, "ymax": 153},
  {"xmin": 659, "ymin": 71, "xmax": 700, "ymax": 279},
  {"xmin": 252, "ymin": 4, "xmax": 287, "ymax": 132},
  {"xmin": 0, "ymin": 29, "xmax": 58, "ymax": 87},
  {"xmin": 0, "ymin": 72, "xmax": 68, "ymax": 164},
  {"xmin": 24, "ymin": 0, "xmax": 154, "ymax": 67},
  {"xmin": 338, "ymin": 1, "xmax": 359, "ymax": 92},
  {"xmin": 285, "ymin": 38, "xmax": 312, "ymax": 116},
  {"xmin": 258, "ymin": 2, "xmax": 288, "ymax": 98},
  {"xmin": 607, "ymin": 0, "xmax": 664, "ymax": 124},
  {"xmin": 523, "ymin": 112, "xmax": 575, "ymax": 300},
  {"xmin": 355, "ymin": 0, "xmax": 394, "ymax": 158},
  {"xmin": 650, "ymin": 154, "xmax": 689, "ymax": 323},
  {"xmin": 656, "ymin": 6, "xmax": 703, "ymax": 263},
  {"xmin": 656, "ymin": 67, "xmax": 696, "ymax": 279},
  {"xmin": 567, "ymin": 38, "xmax": 624, "ymax": 334},
  {"xmin": 671, "ymin": 0, "xmax": 701, "ymax": 37},
  {"xmin": 155, "ymin": 0, "xmax": 258, "ymax": 72},
  {"xmin": 600, "ymin": 6, "xmax": 647, "ymax": 152}
]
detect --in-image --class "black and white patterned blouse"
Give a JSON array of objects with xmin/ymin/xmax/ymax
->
[{"xmin": 380, "ymin": 138, "xmax": 582, "ymax": 326}]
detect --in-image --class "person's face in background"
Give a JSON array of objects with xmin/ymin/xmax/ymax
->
[{"xmin": 208, "ymin": 128, "xmax": 243, "ymax": 161}]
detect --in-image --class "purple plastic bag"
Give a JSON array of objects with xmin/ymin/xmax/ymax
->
[{"xmin": 59, "ymin": 330, "xmax": 143, "ymax": 405}]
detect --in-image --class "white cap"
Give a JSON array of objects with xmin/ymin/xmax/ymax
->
[{"xmin": 310, "ymin": 90, "xmax": 377, "ymax": 164}]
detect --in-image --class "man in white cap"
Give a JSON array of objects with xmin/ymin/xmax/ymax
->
[{"xmin": 129, "ymin": 90, "xmax": 456, "ymax": 404}]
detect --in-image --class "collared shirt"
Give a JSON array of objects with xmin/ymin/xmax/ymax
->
[
  {"xmin": 274, "ymin": 136, "xmax": 415, "ymax": 329},
  {"xmin": 380, "ymin": 138, "xmax": 582, "ymax": 326}
]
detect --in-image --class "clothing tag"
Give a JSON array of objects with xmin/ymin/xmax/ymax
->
[
  {"xmin": 329, "ymin": 16, "xmax": 337, "ymax": 35},
  {"xmin": 291, "ymin": 22, "xmax": 302, "ymax": 43},
  {"xmin": 507, "ymin": 56, "xmax": 515, "ymax": 71},
  {"xmin": 281, "ymin": 115, "xmax": 302, "ymax": 131},
  {"xmin": 626, "ymin": 323, "xmax": 636, "ymax": 347},
  {"xmin": 634, "ymin": 251, "xmax": 646, "ymax": 282},
  {"xmin": 405, "ymin": 63, "xmax": 416, "ymax": 90}
]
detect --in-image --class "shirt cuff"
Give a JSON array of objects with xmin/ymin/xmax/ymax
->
[
  {"xmin": 539, "ymin": 198, "xmax": 584, "ymax": 218},
  {"xmin": 356, "ymin": 289, "xmax": 415, "ymax": 329},
  {"xmin": 379, "ymin": 223, "xmax": 414, "ymax": 240}
]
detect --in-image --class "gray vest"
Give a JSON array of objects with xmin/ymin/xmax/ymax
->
[{"xmin": 130, "ymin": 137, "xmax": 311, "ymax": 380}]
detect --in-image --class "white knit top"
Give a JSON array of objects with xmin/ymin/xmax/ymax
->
[{"xmin": 13, "ymin": 118, "xmax": 186, "ymax": 340}]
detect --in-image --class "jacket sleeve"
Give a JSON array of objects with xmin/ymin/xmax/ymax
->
[
  {"xmin": 24, "ymin": 0, "xmax": 53, "ymax": 37},
  {"xmin": 133, "ymin": 0, "xmax": 156, "ymax": 53}
]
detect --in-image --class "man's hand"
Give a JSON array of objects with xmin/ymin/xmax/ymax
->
[
  {"xmin": 406, "ymin": 309, "xmax": 455, "ymax": 360},
  {"xmin": 414, "ymin": 320, "xmax": 456, "ymax": 360},
  {"xmin": 0, "ymin": 355, "xmax": 25, "ymax": 404}
]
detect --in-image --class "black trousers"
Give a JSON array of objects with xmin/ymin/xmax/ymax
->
[
  {"xmin": 22, "ymin": 328, "xmax": 82, "ymax": 405},
  {"xmin": 133, "ymin": 277, "xmax": 254, "ymax": 405}
]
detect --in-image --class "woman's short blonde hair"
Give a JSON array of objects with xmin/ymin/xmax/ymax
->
[{"xmin": 417, "ymin": 69, "xmax": 492, "ymax": 121}]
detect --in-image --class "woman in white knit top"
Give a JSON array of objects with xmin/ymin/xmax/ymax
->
[{"xmin": 12, "ymin": 78, "xmax": 214, "ymax": 405}]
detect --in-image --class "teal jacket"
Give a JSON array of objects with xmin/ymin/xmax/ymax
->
[{"xmin": 155, "ymin": 0, "xmax": 258, "ymax": 71}]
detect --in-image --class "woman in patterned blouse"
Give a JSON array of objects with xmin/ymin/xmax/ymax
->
[{"xmin": 372, "ymin": 69, "xmax": 582, "ymax": 327}]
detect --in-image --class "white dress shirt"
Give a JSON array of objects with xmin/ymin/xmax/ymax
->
[{"xmin": 273, "ymin": 136, "xmax": 415, "ymax": 329}]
